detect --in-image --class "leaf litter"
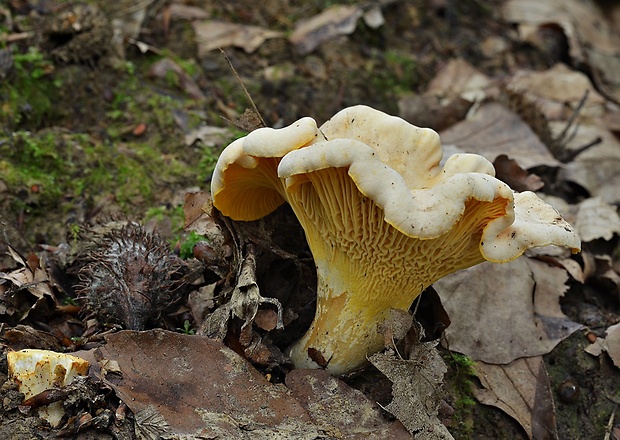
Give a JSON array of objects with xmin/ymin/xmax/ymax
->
[{"xmin": 1, "ymin": 0, "xmax": 620, "ymax": 439}]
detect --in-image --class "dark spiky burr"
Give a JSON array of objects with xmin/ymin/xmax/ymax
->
[{"xmin": 76, "ymin": 223, "xmax": 188, "ymax": 330}]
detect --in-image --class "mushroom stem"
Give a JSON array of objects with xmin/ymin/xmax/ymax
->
[
  {"xmin": 286, "ymin": 167, "xmax": 506, "ymax": 374},
  {"xmin": 288, "ymin": 250, "xmax": 425, "ymax": 374}
]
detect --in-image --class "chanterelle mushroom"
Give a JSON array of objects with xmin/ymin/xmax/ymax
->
[{"xmin": 211, "ymin": 105, "xmax": 580, "ymax": 375}]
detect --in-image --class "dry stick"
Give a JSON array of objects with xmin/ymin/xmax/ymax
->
[
  {"xmin": 555, "ymin": 90, "xmax": 589, "ymax": 146},
  {"xmin": 604, "ymin": 408, "xmax": 616, "ymax": 440},
  {"xmin": 0, "ymin": 32, "xmax": 35, "ymax": 43},
  {"xmin": 219, "ymin": 48, "xmax": 266, "ymax": 127},
  {"xmin": 553, "ymin": 89, "xmax": 602, "ymax": 162}
]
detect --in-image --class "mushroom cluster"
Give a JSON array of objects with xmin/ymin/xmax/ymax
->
[{"xmin": 211, "ymin": 105, "xmax": 580, "ymax": 375}]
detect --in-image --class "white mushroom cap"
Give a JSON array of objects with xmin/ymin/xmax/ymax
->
[{"xmin": 210, "ymin": 105, "xmax": 581, "ymax": 374}]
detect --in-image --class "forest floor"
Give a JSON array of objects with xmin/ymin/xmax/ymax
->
[{"xmin": 1, "ymin": 0, "xmax": 620, "ymax": 439}]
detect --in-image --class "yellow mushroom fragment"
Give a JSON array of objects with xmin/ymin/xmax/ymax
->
[
  {"xmin": 7, "ymin": 349, "xmax": 90, "ymax": 427},
  {"xmin": 211, "ymin": 105, "xmax": 581, "ymax": 375}
]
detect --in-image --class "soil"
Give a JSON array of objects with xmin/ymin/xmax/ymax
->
[{"xmin": 1, "ymin": 0, "xmax": 619, "ymax": 439}]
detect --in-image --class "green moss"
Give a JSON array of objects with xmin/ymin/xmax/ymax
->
[
  {"xmin": 144, "ymin": 204, "xmax": 186, "ymax": 236},
  {"xmin": 444, "ymin": 352, "xmax": 477, "ymax": 438},
  {"xmin": 0, "ymin": 128, "xmax": 197, "ymax": 239},
  {"xmin": 371, "ymin": 50, "xmax": 419, "ymax": 96},
  {"xmin": 178, "ymin": 231, "xmax": 205, "ymax": 259},
  {"xmin": 545, "ymin": 333, "xmax": 620, "ymax": 439},
  {"xmin": 0, "ymin": 47, "xmax": 61, "ymax": 129}
]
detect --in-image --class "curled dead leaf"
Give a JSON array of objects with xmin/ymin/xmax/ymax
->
[
  {"xmin": 473, "ymin": 356, "xmax": 558, "ymax": 440},
  {"xmin": 434, "ymin": 258, "xmax": 582, "ymax": 364},
  {"xmin": 369, "ymin": 346, "xmax": 453, "ymax": 439}
]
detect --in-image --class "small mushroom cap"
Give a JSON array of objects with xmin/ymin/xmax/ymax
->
[
  {"xmin": 8, "ymin": 349, "xmax": 90, "ymax": 427},
  {"xmin": 211, "ymin": 117, "xmax": 323, "ymax": 220}
]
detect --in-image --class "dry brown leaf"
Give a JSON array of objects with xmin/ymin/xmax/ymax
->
[
  {"xmin": 560, "ymin": 160, "xmax": 620, "ymax": 205},
  {"xmin": 504, "ymin": 66, "xmax": 620, "ymax": 200},
  {"xmin": 192, "ymin": 20, "xmax": 283, "ymax": 55},
  {"xmin": 183, "ymin": 191, "xmax": 218, "ymax": 236},
  {"xmin": 200, "ymin": 249, "xmax": 283, "ymax": 340},
  {"xmin": 400, "ymin": 59, "xmax": 490, "ymax": 132},
  {"xmin": 474, "ymin": 356, "xmax": 558, "ymax": 440},
  {"xmin": 1, "ymin": 324, "xmax": 65, "ymax": 351},
  {"xmin": 503, "ymin": 0, "xmax": 620, "ymax": 102},
  {"xmin": 0, "ymin": 248, "xmax": 56, "ymax": 321},
  {"xmin": 285, "ymin": 369, "xmax": 412, "ymax": 438},
  {"xmin": 398, "ymin": 94, "xmax": 473, "ymax": 132},
  {"xmin": 506, "ymin": 64, "xmax": 606, "ymax": 121},
  {"xmin": 557, "ymin": 126, "xmax": 620, "ymax": 204},
  {"xmin": 575, "ymin": 197, "xmax": 620, "ymax": 242},
  {"xmin": 493, "ymin": 154, "xmax": 544, "ymax": 192},
  {"xmin": 434, "ymin": 258, "xmax": 582, "ymax": 364},
  {"xmin": 289, "ymin": 5, "xmax": 364, "ymax": 55},
  {"xmin": 426, "ymin": 58, "xmax": 493, "ymax": 102},
  {"xmin": 77, "ymin": 330, "xmax": 321, "ymax": 438},
  {"xmin": 369, "ymin": 347, "xmax": 453, "ymax": 440},
  {"xmin": 168, "ymin": 3, "xmax": 210, "ymax": 21},
  {"xmin": 233, "ymin": 108, "xmax": 265, "ymax": 132},
  {"xmin": 439, "ymin": 102, "xmax": 561, "ymax": 169},
  {"xmin": 187, "ymin": 283, "xmax": 216, "ymax": 324},
  {"xmin": 184, "ymin": 125, "xmax": 230, "ymax": 147}
]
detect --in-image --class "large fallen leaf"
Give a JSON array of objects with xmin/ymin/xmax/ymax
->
[
  {"xmin": 290, "ymin": 5, "xmax": 363, "ymax": 55},
  {"xmin": 506, "ymin": 64, "xmax": 606, "ymax": 121},
  {"xmin": 575, "ymin": 197, "xmax": 620, "ymax": 242},
  {"xmin": 289, "ymin": 3, "xmax": 388, "ymax": 55},
  {"xmin": 369, "ymin": 347, "xmax": 453, "ymax": 440},
  {"xmin": 184, "ymin": 125, "xmax": 230, "ymax": 147},
  {"xmin": 434, "ymin": 258, "xmax": 582, "ymax": 364},
  {"xmin": 503, "ymin": 0, "xmax": 620, "ymax": 101},
  {"xmin": 399, "ymin": 59, "xmax": 491, "ymax": 131},
  {"xmin": 439, "ymin": 102, "xmax": 561, "ymax": 169},
  {"xmin": 78, "ymin": 330, "xmax": 321, "ymax": 438},
  {"xmin": 503, "ymin": 64, "xmax": 620, "ymax": 201},
  {"xmin": 474, "ymin": 356, "xmax": 557, "ymax": 440},
  {"xmin": 285, "ymin": 369, "xmax": 412, "ymax": 438},
  {"xmin": 192, "ymin": 20, "xmax": 283, "ymax": 55}
]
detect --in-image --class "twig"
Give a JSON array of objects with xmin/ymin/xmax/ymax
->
[
  {"xmin": 554, "ymin": 90, "xmax": 588, "ymax": 147},
  {"xmin": 0, "ymin": 32, "xmax": 35, "ymax": 43},
  {"xmin": 552, "ymin": 89, "xmax": 601, "ymax": 162},
  {"xmin": 604, "ymin": 407, "xmax": 616, "ymax": 440},
  {"xmin": 219, "ymin": 48, "xmax": 266, "ymax": 127}
]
